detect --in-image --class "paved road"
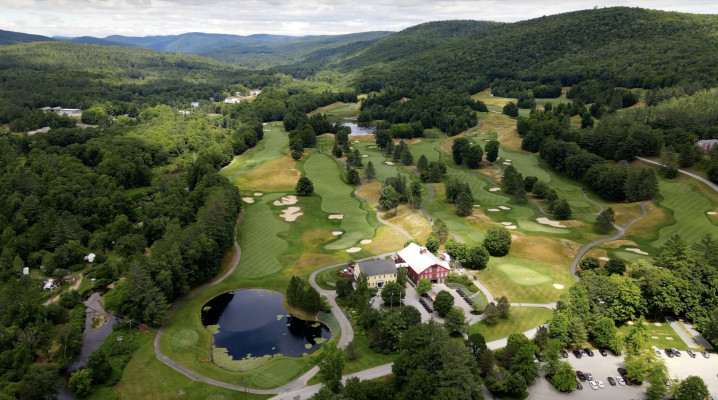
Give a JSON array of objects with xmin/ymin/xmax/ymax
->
[
  {"xmin": 569, "ymin": 200, "xmax": 649, "ymax": 280},
  {"xmin": 638, "ymin": 157, "xmax": 718, "ymax": 193},
  {"xmin": 666, "ymin": 316, "xmax": 699, "ymax": 349}
]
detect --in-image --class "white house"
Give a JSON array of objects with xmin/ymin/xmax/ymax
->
[
  {"xmin": 43, "ymin": 279, "xmax": 59, "ymax": 291},
  {"xmin": 58, "ymin": 108, "xmax": 82, "ymax": 117},
  {"xmin": 85, "ymin": 253, "xmax": 96, "ymax": 263},
  {"xmin": 697, "ymin": 139, "xmax": 718, "ymax": 153}
]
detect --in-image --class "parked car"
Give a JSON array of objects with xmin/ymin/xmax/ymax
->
[
  {"xmin": 560, "ymin": 349, "xmax": 569, "ymax": 358},
  {"xmin": 584, "ymin": 348, "xmax": 595, "ymax": 357},
  {"xmin": 617, "ymin": 376, "xmax": 626, "ymax": 386},
  {"xmin": 625, "ymin": 376, "xmax": 633, "ymax": 386},
  {"xmin": 687, "ymin": 349, "xmax": 696, "ymax": 358},
  {"xmin": 576, "ymin": 371, "xmax": 586, "ymax": 381},
  {"xmin": 702, "ymin": 351, "xmax": 710, "ymax": 358},
  {"xmin": 597, "ymin": 380, "xmax": 605, "ymax": 388},
  {"xmin": 652, "ymin": 346, "xmax": 662, "ymax": 357},
  {"xmin": 671, "ymin": 348, "xmax": 682, "ymax": 357},
  {"xmin": 576, "ymin": 381, "xmax": 583, "ymax": 390},
  {"xmin": 617, "ymin": 367, "xmax": 627, "ymax": 376},
  {"xmin": 585, "ymin": 372, "xmax": 594, "ymax": 381},
  {"xmin": 607, "ymin": 377, "xmax": 616, "ymax": 386},
  {"xmin": 573, "ymin": 349, "xmax": 583, "ymax": 358},
  {"xmin": 589, "ymin": 380, "xmax": 599, "ymax": 390},
  {"xmin": 599, "ymin": 348, "xmax": 608, "ymax": 357},
  {"xmin": 665, "ymin": 348, "xmax": 674, "ymax": 357},
  {"xmin": 665, "ymin": 379, "xmax": 672, "ymax": 386}
]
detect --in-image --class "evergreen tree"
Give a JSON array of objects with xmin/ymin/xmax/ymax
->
[
  {"xmin": 456, "ymin": 192, "xmax": 473, "ymax": 216},
  {"xmin": 287, "ymin": 276, "xmax": 303, "ymax": 306},
  {"xmin": 408, "ymin": 181, "xmax": 423, "ymax": 209},
  {"xmin": 401, "ymin": 149, "xmax": 414, "ymax": 165},
  {"xmin": 352, "ymin": 149, "xmax": 362, "ymax": 167},
  {"xmin": 432, "ymin": 218, "xmax": 449, "ymax": 244},
  {"xmin": 465, "ymin": 145, "xmax": 483, "ymax": 168},
  {"xmin": 347, "ymin": 169, "xmax": 360, "ymax": 185},
  {"xmin": 365, "ymin": 161, "xmax": 376, "ymax": 180},
  {"xmin": 485, "ymin": 140, "xmax": 500, "ymax": 162},
  {"xmin": 553, "ymin": 198, "xmax": 572, "ymax": 220},
  {"xmin": 295, "ymin": 177, "xmax": 314, "ymax": 195},
  {"xmin": 595, "ymin": 207, "xmax": 615, "ymax": 233},
  {"xmin": 417, "ymin": 154, "xmax": 428, "ymax": 172}
]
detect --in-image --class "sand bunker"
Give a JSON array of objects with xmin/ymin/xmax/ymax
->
[
  {"xmin": 385, "ymin": 161, "xmax": 395, "ymax": 165},
  {"xmin": 501, "ymin": 222, "xmax": 513, "ymax": 226},
  {"xmin": 506, "ymin": 225, "xmax": 517, "ymax": 230},
  {"xmin": 487, "ymin": 208, "xmax": 500, "ymax": 212},
  {"xmin": 505, "ymin": 159, "xmax": 512, "ymax": 162},
  {"xmin": 273, "ymin": 195, "xmax": 298, "ymax": 206},
  {"xmin": 352, "ymin": 140, "xmax": 359, "ymax": 143},
  {"xmin": 473, "ymin": 204, "xmax": 481, "ymax": 207},
  {"xmin": 254, "ymin": 192, "xmax": 263, "ymax": 197},
  {"xmin": 346, "ymin": 247, "xmax": 361, "ymax": 253},
  {"xmin": 625, "ymin": 248, "xmax": 649, "ymax": 255},
  {"xmin": 489, "ymin": 187, "xmax": 501, "ymax": 192},
  {"xmin": 499, "ymin": 206, "xmax": 511, "ymax": 210},
  {"xmin": 280, "ymin": 207, "xmax": 303, "ymax": 222},
  {"xmin": 553, "ymin": 283, "xmax": 565, "ymax": 289},
  {"xmin": 708, "ymin": 211, "xmax": 717, "ymax": 215},
  {"xmin": 360, "ymin": 239, "xmax": 372, "ymax": 244},
  {"xmin": 362, "ymin": 154, "xmax": 369, "ymax": 158},
  {"xmin": 655, "ymin": 322, "xmax": 662, "ymax": 326},
  {"xmin": 484, "ymin": 139, "xmax": 491, "ymax": 142},
  {"xmin": 242, "ymin": 197, "xmax": 255, "ymax": 204},
  {"xmin": 599, "ymin": 257, "xmax": 610, "ymax": 261},
  {"xmin": 536, "ymin": 217, "xmax": 567, "ymax": 228},
  {"xmin": 332, "ymin": 231, "xmax": 343, "ymax": 236},
  {"xmin": 368, "ymin": 146, "xmax": 376, "ymax": 148},
  {"xmin": 503, "ymin": 162, "xmax": 511, "ymax": 165},
  {"xmin": 328, "ymin": 214, "xmax": 344, "ymax": 220}
]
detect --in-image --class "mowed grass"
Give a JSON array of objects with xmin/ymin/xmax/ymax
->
[
  {"xmin": 234, "ymin": 156, "xmax": 301, "ymax": 191},
  {"xmin": 304, "ymin": 153, "xmax": 374, "ymax": 250},
  {"xmin": 475, "ymin": 257, "xmax": 575, "ymax": 303},
  {"xmin": 221, "ymin": 122, "xmax": 288, "ymax": 184},
  {"xmin": 114, "ymin": 333, "xmax": 270, "ymax": 400},
  {"xmin": 650, "ymin": 177, "xmax": 718, "ymax": 249},
  {"xmin": 408, "ymin": 139, "xmax": 443, "ymax": 163},
  {"xmin": 468, "ymin": 307, "xmax": 553, "ymax": 342},
  {"xmin": 617, "ymin": 321, "xmax": 700, "ymax": 351},
  {"xmin": 236, "ymin": 193, "xmax": 289, "ymax": 279},
  {"xmin": 354, "ymin": 142, "xmax": 414, "ymax": 184}
]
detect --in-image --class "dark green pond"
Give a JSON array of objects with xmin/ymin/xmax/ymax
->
[{"xmin": 201, "ymin": 289, "xmax": 330, "ymax": 358}]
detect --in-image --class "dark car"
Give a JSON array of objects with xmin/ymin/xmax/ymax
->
[
  {"xmin": 617, "ymin": 367, "xmax": 627, "ymax": 376},
  {"xmin": 607, "ymin": 377, "xmax": 616, "ymax": 386},
  {"xmin": 665, "ymin": 348, "xmax": 674, "ymax": 357},
  {"xmin": 576, "ymin": 371, "xmax": 587, "ymax": 381},
  {"xmin": 573, "ymin": 349, "xmax": 583, "ymax": 359},
  {"xmin": 583, "ymin": 348, "xmax": 595, "ymax": 357},
  {"xmin": 560, "ymin": 349, "xmax": 569, "ymax": 358},
  {"xmin": 625, "ymin": 376, "xmax": 633, "ymax": 386},
  {"xmin": 577, "ymin": 381, "xmax": 583, "ymax": 390},
  {"xmin": 599, "ymin": 348, "xmax": 608, "ymax": 357}
]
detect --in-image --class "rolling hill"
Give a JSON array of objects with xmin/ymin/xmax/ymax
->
[{"xmin": 0, "ymin": 29, "xmax": 54, "ymax": 45}]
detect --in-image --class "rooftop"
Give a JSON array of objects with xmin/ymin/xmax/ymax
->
[
  {"xmin": 357, "ymin": 259, "xmax": 396, "ymax": 277},
  {"xmin": 396, "ymin": 242, "xmax": 450, "ymax": 274}
]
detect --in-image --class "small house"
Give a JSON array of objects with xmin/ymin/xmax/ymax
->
[
  {"xmin": 396, "ymin": 242, "xmax": 451, "ymax": 284},
  {"xmin": 354, "ymin": 259, "xmax": 397, "ymax": 288},
  {"xmin": 58, "ymin": 108, "xmax": 82, "ymax": 117},
  {"xmin": 43, "ymin": 279, "xmax": 59, "ymax": 291},
  {"xmin": 697, "ymin": 139, "xmax": 718, "ymax": 153},
  {"xmin": 190, "ymin": 101, "xmax": 200, "ymax": 108}
]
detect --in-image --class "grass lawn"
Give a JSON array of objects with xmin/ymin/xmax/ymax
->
[
  {"xmin": 235, "ymin": 194, "xmax": 289, "ymax": 279},
  {"xmin": 617, "ymin": 321, "xmax": 700, "ymax": 351},
  {"xmin": 468, "ymin": 307, "xmax": 553, "ymax": 342},
  {"xmin": 474, "ymin": 257, "xmax": 576, "ymax": 303},
  {"xmin": 307, "ymin": 334, "xmax": 398, "ymax": 385},
  {"xmin": 114, "ymin": 332, "xmax": 270, "ymax": 400},
  {"xmin": 315, "ymin": 266, "xmax": 349, "ymax": 290},
  {"xmin": 649, "ymin": 177, "xmax": 718, "ymax": 249},
  {"xmin": 304, "ymin": 153, "xmax": 375, "ymax": 250}
]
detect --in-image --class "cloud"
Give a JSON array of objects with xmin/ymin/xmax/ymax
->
[{"xmin": 1, "ymin": 0, "xmax": 717, "ymax": 37}]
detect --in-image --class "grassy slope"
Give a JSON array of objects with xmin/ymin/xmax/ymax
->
[{"xmin": 468, "ymin": 307, "xmax": 553, "ymax": 342}]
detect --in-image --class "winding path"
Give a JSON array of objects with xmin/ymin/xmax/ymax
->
[
  {"xmin": 569, "ymin": 200, "xmax": 649, "ymax": 280},
  {"xmin": 638, "ymin": 157, "xmax": 718, "ymax": 193}
]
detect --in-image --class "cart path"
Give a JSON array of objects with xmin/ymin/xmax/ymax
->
[
  {"xmin": 569, "ymin": 200, "xmax": 649, "ymax": 280},
  {"xmin": 638, "ymin": 157, "xmax": 718, "ymax": 193}
]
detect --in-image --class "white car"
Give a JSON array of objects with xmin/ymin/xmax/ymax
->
[
  {"xmin": 617, "ymin": 376, "xmax": 626, "ymax": 386},
  {"xmin": 652, "ymin": 346, "xmax": 662, "ymax": 357},
  {"xmin": 589, "ymin": 380, "xmax": 599, "ymax": 390},
  {"xmin": 597, "ymin": 380, "xmax": 605, "ymax": 388}
]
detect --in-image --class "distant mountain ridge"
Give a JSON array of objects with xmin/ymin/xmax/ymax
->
[{"xmin": 0, "ymin": 29, "xmax": 54, "ymax": 45}]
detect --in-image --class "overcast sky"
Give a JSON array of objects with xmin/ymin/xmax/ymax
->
[{"xmin": 1, "ymin": 0, "xmax": 717, "ymax": 38}]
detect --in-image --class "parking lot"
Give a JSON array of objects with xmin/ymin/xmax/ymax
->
[{"xmin": 525, "ymin": 350, "xmax": 718, "ymax": 400}]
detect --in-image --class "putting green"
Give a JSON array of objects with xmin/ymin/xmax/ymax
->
[
  {"xmin": 235, "ymin": 193, "xmax": 289, "ymax": 278},
  {"xmin": 304, "ymin": 153, "xmax": 374, "ymax": 250},
  {"xmin": 494, "ymin": 263, "xmax": 551, "ymax": 286}
]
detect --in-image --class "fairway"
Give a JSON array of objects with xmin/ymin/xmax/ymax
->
[
  {"xmin": 304, "ymin": 153, "xmax": 374, "ymax": 250},
  {"xmin": 652, "ymin": 178, "xmax": 718, "ymax": 248},
  {"xmin": 475, "ymin": 257, "xmax": 575, "ymax": 303},
  {"xmin": 236, "ymin": 193, "xmax": 289, "ymax": 278},
  {"xmin": 516, "ymin": 220, "xmax": 570, "ymax": 234},
  {"xmin": 221, "ymin": 123, "xmax": 289, "ymax": 184}
]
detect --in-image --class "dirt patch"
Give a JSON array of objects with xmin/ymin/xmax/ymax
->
[
  {"xmin": 280, "ymin": 207, "xmax": 303, "ymax": 222},
  {"xmin": 273, "ymin": 195, "xmax": 298, "ymax": 206},
  {"xmin": 242, "ymin": 197, "xmax": 255, "ymax": 203},
  {"xmin": 346, "ymin": 247, "xmax": 361, "ymax": 253},
  {"xmin": 328, "ymin": 214, "xmax": 344, "ymax": 220},
  {"xmin": 536, "ymin": 217, "xmax": 567, "ymax": 228},
  {"xmin": 553, "ymin": 283, "xmax": 565, "ymax": 289}
]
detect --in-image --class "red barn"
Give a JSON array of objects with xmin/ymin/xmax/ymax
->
[{"xmin": 396, "ymin": 243, "xmax": 451, "ymax": 284}]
